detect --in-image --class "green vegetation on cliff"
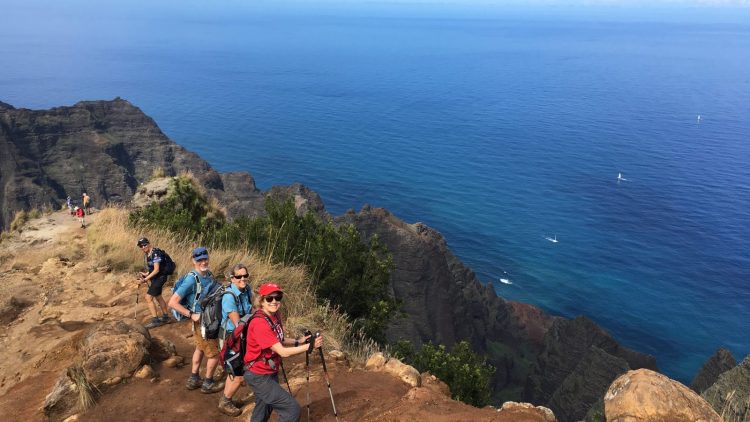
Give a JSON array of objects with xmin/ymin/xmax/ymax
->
[
  {"xmin": 130, "ymin": 176, "xmax": 397, "ymax": 343},
  {"xmin": 393, "ymin": 340, "xmax": 496, "ymax": 407}
]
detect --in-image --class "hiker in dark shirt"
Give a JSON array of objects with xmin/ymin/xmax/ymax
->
[{"xmin": 136, "ymin": 238, "xmax": 171, "ymax": 328}]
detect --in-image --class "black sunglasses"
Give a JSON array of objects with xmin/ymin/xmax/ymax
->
[
  {"xmin": 233, "ymin": 274, "xmax": 250, "ymax": 279},
  {"xmin": 264, "ymin": 294, "xmax": 283, "ymax": 303}
]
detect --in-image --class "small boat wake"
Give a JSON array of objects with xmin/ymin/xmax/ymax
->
[
  {"xmin": 499, "ymin": 278, "xmax": 512, "ymax": 285},
  {"xmin": 544, "ymin": 234, "xmax": 558, "ymax": 243},
  {"xmin": 617, "ymin": 172, "xmax": 629, "ymax": 182}
]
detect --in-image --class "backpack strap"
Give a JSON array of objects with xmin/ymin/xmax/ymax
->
[
  {"xmin": 187, "ymin": 270, "xmax": 201, "ymax": 313},
  {"xmin": 220, "ymin": 290, "xmax": 241, "ymax": 333}
]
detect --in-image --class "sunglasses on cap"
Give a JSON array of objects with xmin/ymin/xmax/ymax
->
[
  {"xmin": 264, "ymin": 294, "xmax": 283, "ymax": 303},
  {"xmin": 232, "ymin": 274, "xmax": 250, "ymax": 279}
]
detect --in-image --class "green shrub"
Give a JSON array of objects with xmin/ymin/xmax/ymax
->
[
  {"xmin": 215, "ymin": 198, "xmax": 398, "ymax": 343},
  {"xmin": 393, "ymin": 340, "xmax": 495, "ymax": 407},
  {"xmin": 129, "ymin": 176, "xmax": 225, "ymax": 235}
]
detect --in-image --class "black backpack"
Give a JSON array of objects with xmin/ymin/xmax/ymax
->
[
  {"xmin": 152, "ymin": 248, "xmax": 176, "ymax": 276},
  {"xmin": 199, "ymin": 284, "xmax": 237, "ymax": 340}
]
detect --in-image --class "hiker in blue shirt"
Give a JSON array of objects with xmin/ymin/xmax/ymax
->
[
  {"xmin": 217, "ymin": 263, "xmax": 253, "ymax": 417},
  {"xmin": 168, "ymin": 246, "xmax": 224, "ymax": 394}
]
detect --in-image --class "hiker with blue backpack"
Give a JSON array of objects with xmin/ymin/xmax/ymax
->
[
  {"xmin": 217, "ymin": 263, "xmax": 253, "ymax": 417},
  {"xmin": 136, "ymin": 238, "xmax": 175, "ymax": 328},
  {"xmin": 167, "ymin": 246, "xmax": 225, "ymax": 394}
]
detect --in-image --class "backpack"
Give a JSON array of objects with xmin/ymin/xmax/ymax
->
[
  {"xmin": 152, "ymin": 248, "xmax": 176, "ymax": 276},
  {"xmin": 219, "ymin": 313, "xmax": 252, "ymax": 378},
  {"xmin": 198, "ymin": 282, "xmax": 231, "ymax": 340},
  {"xmin": 169, "ymin": 270, "xmax": 208, "ymax": 321}
]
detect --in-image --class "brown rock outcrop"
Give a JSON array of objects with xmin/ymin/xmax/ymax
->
[
  {"xmin": 604, "ymin": 369, "xmax": 721, "ymax": 422},
  {"xmin": 384, "ymin": 357, "xmax": 421, "ymax": 388},
  {"xmin": 80, "ymin": 320, "xmax": 151, "ymax": 386}
]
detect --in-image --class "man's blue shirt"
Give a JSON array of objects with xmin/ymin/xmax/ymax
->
[
  {"xmin": 174, "ymin": 271, "xmax": 215, "ymax": 313},
  {"xmin": 221, "ymin": 283, "xmax": 252, "ymax": 332}
]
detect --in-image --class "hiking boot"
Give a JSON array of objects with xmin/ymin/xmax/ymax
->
[
  {"xmin": 186, "ymin": 374, "xmax": 202, "ymax": 390},
  {"xmin": 218, "ymin": 396, "xmax": 242, "ymax": 417},
  {"xmin": 201, "ymin": 379, "xmax": 225, "ymax": 394},
  {"xmin": 144, "ymin": 317, "xmax": 163, "ymax": 328},
  {"xmin": 158, "ymin": 314, "xmax": 171, "ymax": 324}
]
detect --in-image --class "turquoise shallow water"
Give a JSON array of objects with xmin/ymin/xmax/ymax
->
[{"xmin": 2, "ymin": 1, "xmax": 749, "ymax": 382}]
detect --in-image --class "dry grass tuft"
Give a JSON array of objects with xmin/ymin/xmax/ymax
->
[
  {"xmin": 150, "ymin": 167, "xmax": 166, "ymax": 180},
  {"xmin": 10, "ymin": 210, "xmax": 28, "ymax": 232},
  {"xmin": 68, "ymin": 364, "xmax": 98, "ymax": 411},
  {"xmin": 87, "ymin": 207, "xmax": 143, "ymax": 273}
]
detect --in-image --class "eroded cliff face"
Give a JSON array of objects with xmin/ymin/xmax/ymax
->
[
  {"xmin": 0, "ymin": 99, "xmax": 318, "ymax": 228},
  {"xmin": 336, "ymin": 206, "xmax": 658, "ymax": 420}
]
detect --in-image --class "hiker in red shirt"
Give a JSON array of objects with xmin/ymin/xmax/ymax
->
[
  {"xmin": 75, "ymin": 206, "xmax": 85, "ymax": 228},
  {"xmin": 244, "ymin": 283, "xmax": 323, "ymax": 422}
]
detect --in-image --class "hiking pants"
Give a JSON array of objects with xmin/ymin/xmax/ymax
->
[{"xmin": 244, "ymin": 371, "xmax": 300, "ymax": 422}]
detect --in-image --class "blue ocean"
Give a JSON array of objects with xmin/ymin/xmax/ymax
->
[{"xmin": 2, "ymin": 1, "xmax": 749, "ymax": 382}]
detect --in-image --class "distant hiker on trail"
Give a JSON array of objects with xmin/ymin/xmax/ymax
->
[
  {"xmin": 168, "ymin": 246, "xmax": 224, "ymax": 394},
  {"xmin": 217, "ymin": 263, "xmax": 253, "ymax": 417},
  {"xmin": 75, "ymin": 206, "xmax": 85, "ymax": 228},
  {"xmin": 244, "ymin": 283, "xmax": 322, "ymax": 422},
  {"xmin": 136, "ymin": 238, "xmax": 174, "ymax": 328},
  {"xmin": 66, "ymin": 196, "xmax": 73, "ymax": 214},
  {"xmin": 82, "ymin": 192, "xmax": 90, "ymax": 214}
]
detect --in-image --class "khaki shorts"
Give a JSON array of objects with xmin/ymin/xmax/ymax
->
[{"xmin": 192, "ymin": 321, "xmax": 219, "ymax": 358}]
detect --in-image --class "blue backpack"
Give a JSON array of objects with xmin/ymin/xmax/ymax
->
[{"xmin": 170, "ymin": 270, "xmax": 213, "ymax": 321}]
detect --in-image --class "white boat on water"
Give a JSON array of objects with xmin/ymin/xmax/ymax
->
[{"xmin": 544, "ymin": 235, "xmax": 558, "ymax": 243}]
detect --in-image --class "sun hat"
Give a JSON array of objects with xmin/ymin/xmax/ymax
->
[
  {"xmin": 192, "ymin": 246, "xmax": 209, "ymax": 261},
  {"xmin": 259, "ymin": 283, "xmax": 283, "ymax": 296},
  {"xmin": 137, "ymin": 237, "xmax": 150, "ymax": 247}
]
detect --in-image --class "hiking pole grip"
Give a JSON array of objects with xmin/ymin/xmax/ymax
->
[{"xmin": 318, "ymin": 346, "xmax": 339, "ymax": 422}]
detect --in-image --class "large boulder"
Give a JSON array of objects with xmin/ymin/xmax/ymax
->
[
  {"xmin": 80, "ymin": 320, "xmax": 151, "ymax": 386},
  {"xmin": 702, "ymin": 355, "xmax": 750, "ymax": 422},
  {"xmin": 383, "ymin": 357, "xmax": 421, "ymax": 388},
  {"xmin": 690, "ymin": 347, "xmax": 737, "ymax": 393},
  {"xmin": 604, "ymin": 369, "xmax": 721, "ymax": 422}
]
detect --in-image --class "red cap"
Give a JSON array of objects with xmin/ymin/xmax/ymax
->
[{"xmin": 259, "ymin": 283, "xmax": 283, "ymax": 296}]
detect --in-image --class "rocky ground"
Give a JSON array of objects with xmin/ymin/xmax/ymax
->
[{"xmin": 0, "ymin": 210, "xmax": 555, "ymax": 421}]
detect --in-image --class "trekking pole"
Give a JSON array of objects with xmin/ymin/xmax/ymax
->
[
  {"xmin": 134, "ymin": 287, "xmax": 139, "ymax": 320},
  {"xmin": 306, "ymin": 349, "xmax": 311, "ymax": 422},
  {"xmin": 317, "ymin": 346, "xmax": 339, "ymax": 422},
  {"xmin": 279, "ymin": 361, "xmax": 292, "ymax": 395}
]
